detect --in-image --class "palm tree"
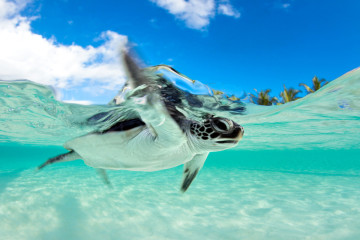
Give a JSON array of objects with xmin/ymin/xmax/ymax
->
[
  {"xmin": 299, "ymin": 76, "xmax": 328, "ymax": 93},
  {"xmin": 212, "ymin": 89, "xmax": 224, "ymax": 95},
  {"xmin": 279, "ymin": 85, "xmax": 301, "ymax": 103},
  {"xmin": 250, "ymin": 89, "xmax": 278, "ymax": 106},
  {"xmin": 226, "ymin": 94, "xmax": 240, "ymax": 101}
]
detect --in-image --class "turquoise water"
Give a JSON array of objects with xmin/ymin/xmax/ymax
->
[{"xmin": 1, "ymin": 68, "xmax": 360, "ymax": 239}]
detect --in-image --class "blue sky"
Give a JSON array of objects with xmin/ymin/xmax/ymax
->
[{"xmin": 1, "ymin": 0, "xmax": 359, "ymax": 104}]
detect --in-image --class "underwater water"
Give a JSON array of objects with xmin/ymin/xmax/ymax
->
[{"xmin": 0, "ymin": 67, "xmax": 360, "ymax": 239}]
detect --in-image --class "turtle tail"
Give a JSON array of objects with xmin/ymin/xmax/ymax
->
[{"xmin": 37, "ymin": 150, "xmax": 81, "ymax": 170}]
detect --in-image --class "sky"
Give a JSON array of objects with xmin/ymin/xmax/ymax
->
[{"xmin": 0, "ymin": 0, "xmax": 359, "ymax": 104}]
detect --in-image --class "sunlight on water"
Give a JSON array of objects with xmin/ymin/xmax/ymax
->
[{"xmin": 1, "ymin": 67, "xmax": 360, "ymax": 239}]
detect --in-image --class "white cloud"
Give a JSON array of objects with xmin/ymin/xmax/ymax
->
[
  {"xmin": 150, "ymin": 0, "xmax": 240, "ymax": 30},
  {"xmin": 0, "ymin": 0, "xmax": 128, "ymax": 102},
  {"xmin": 0, "ymin": 0, "xmax": 29, "ymax": 19},
  {"xmin": 62, "ymin": 99, "xmax": 94, "ymax": 105},
  {"xmin": 218, "ymin": 1, "xmax": 240, "ymax": 18}
]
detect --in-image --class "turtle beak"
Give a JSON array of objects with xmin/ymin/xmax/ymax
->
[
  {"xmin": 216, "ymin": 124, "xmax": 244, "ymax": 144},
  {"xmin": 237, "ymin": 125, "xmax": 244, "ymax": 141}
]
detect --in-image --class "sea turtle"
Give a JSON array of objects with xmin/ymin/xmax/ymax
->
[{"xmin": 38, "ymin": 52, "xmax": 245, "ymax": 192}]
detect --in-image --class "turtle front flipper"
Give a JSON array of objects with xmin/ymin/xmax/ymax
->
[
  {"xmin": 122, "ymin": 50, "xmax": 149, "ymax": 90},
  {"xmin": 37, "ymin": 150, "xmax": 81, "ymax": 170},
  {"xmin": 181, "ymin": 153, "xmax": 208, "ymax": 193},
  {"xmin": 122, "ymin": 50, "xmax": 187, "ymax": 147}
]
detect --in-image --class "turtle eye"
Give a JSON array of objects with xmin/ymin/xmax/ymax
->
[{"xmin": 211, "ymin": 118, "xmax": 233, "ymax": 133}]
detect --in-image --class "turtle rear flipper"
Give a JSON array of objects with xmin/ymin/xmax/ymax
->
[
  {"xmin": 37, "ymin": 150, "xmax": 81, "ymax": 170},
  {"xmin": 96, "ymin": 168, "xmax": 112, "ymax": 187}
]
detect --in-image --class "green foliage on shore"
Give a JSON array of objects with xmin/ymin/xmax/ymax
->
[{"xmin": 248, "ymin": 75, "xmax": 329, "ymax": 106}]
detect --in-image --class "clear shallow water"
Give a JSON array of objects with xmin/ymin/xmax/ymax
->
[{"xmin": 1, "ymin": 68, "xmax": 360, "ymax": 239}]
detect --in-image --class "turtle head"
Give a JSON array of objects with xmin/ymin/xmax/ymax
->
[{"xmin": 187, "ymin": 116, "xmax": 244, "ymax": 152}]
